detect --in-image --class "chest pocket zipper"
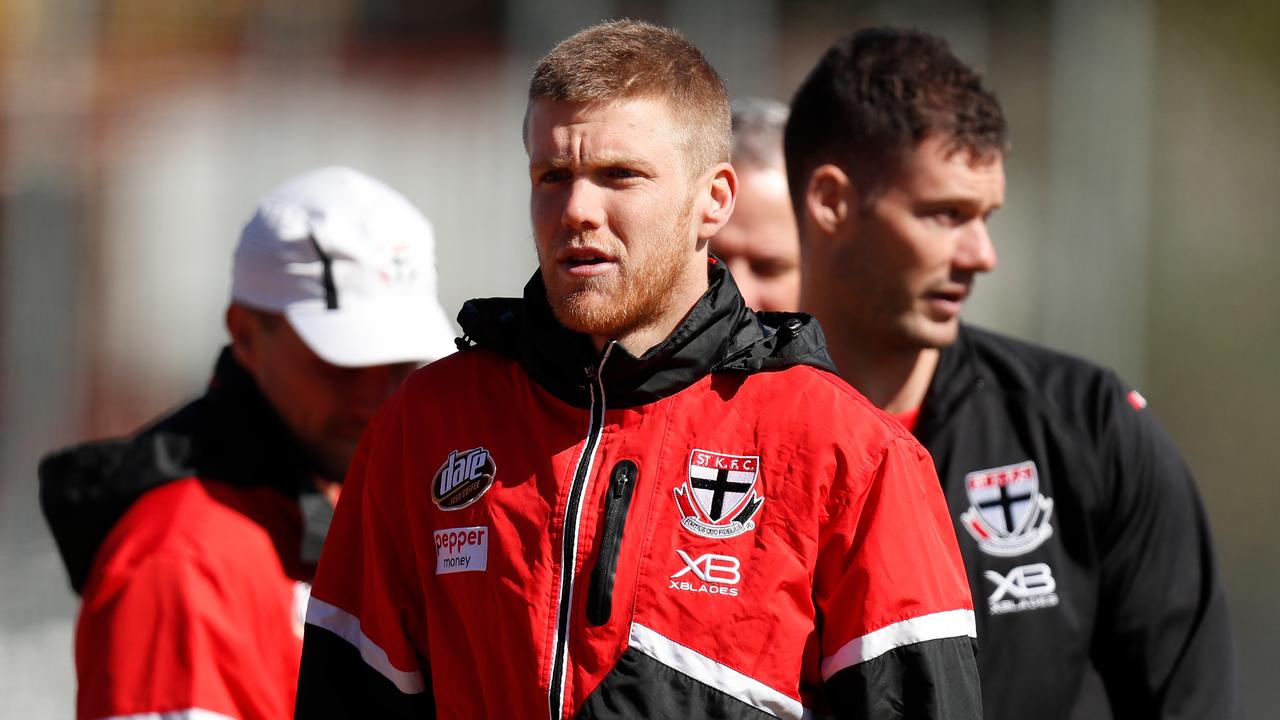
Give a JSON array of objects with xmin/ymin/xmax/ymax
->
[{"xmin": 586, "ymin": 459, "xmax": 638, "ymax": 626}]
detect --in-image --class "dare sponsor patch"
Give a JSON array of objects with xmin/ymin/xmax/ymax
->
[{"xmin": 432, "ymin": 447, "xmax": 496, "ymax": 510}]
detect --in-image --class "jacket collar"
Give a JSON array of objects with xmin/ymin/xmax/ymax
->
[
  {"xmin": 38, "ymin": 348, "xmax": 324, "ymax": 593},
  {"xmin": 457, "ymin": 257, "xmax": 834, "ymax": 409},
  {"xmin": 915, "ymin": 324, "xmax": 984, "ymax": 444},
  {"xmin": 196, "ymin": 348, "xmax": 314, "ymax": 493}
]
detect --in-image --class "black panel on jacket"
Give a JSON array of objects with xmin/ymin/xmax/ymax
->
[
  {"xmin": 824, "ymin": 637, "xmax": 982, "ymax": 720},
  {"xmin": 296, "ymin": 623, "xmax": 436, "ymax": 719},
  {"xmin": 575, "ymin": 647, "xmax": 778, "ymax": 720}
]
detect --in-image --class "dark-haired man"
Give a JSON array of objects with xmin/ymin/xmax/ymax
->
[
  {"xmin": 297, "ymin": 19, "xmax": 981, "ymax": 720},
  {"xmin": 40, "ymin": 166, "xmax": 456, "ymax": 720},
  {"xmin": 787, "ymin": 27, "xmax": 1239, "ymax": 719}
]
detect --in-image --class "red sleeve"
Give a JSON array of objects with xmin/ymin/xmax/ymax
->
[
  {"xmin": 816, "ymin": 434, "xmax": 983, "ymax": 719},
  {"xmin": 296, "ymin": 397, "xmax": 436, "ymax": 718},
  {"xmin": 76, "ymin": 553, "xmax": 247, "ymax": 720}
]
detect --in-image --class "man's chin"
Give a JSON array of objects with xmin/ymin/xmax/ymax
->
[
  {"xmin": 903, "ymin": 316, "xmax": 961, "ymax": 350},
  {"xmin": 308, "ymin": 443, "xmax": 357, "ymax": 485},
  {"xmin": 549, "ymin": 289, "xmax": 630, "ymax": 337}
]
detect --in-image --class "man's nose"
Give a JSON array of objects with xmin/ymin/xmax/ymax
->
[
  {"xmin": 955, "ymin": 220, "xmax": 998, "ymax": 273},
  {"xmin": 561, "ymin": 179, "xmax": 605, "ymax": 231}
]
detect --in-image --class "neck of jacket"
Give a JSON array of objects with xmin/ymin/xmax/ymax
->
[{"xmin": 455, "ymin": 258, "xmax": 837, "ymax": 410}]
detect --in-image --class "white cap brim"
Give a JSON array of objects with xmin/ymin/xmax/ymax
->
[{"xmin": 286, "ymin": 300, "xmax": 457, "ymax": 368}]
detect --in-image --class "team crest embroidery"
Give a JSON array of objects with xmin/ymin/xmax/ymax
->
[
  {"xmin": 960, "ymin": 460, "xmax": 1054, "ymax": 557},
  {"xmin": 432, "ymin": 447, "xmax": 496, "ymax": 510},
  {"xmin": 673, "ymin": 450, "xmax": 764, "ymax": 539}
]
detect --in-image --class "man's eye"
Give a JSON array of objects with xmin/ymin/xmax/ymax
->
[
  {"xmin": 604, "ymin": 167, "xmax": 641, "ymax": 180},
  {"xmin": 928, "ymin": 207, "xmax": 965, "ymax": 225},
  {"xmin": 538, "ymin": 169, "xmax": 571, "ymax": 184},
  {"xmin": 751, "ymin": 259, "xmax": 796, "ymax": 278}
]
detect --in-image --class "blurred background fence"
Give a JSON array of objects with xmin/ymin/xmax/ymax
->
[{"xmin": 2, "ymin": 1, "xmax": 1276, "ymax": 716}]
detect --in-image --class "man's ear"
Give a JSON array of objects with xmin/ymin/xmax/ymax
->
[
  {"xmin": 695, "ymin": 162, "xmax": 738, "ymax": 241},
  {"xmin": 225, "ymin": 303, "xmax": 258, "ymax": 370},
  {"xmin": 804, "ymin": 164, "xmax": 858, "ymax": 238}
]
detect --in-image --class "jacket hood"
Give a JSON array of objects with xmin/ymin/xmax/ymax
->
[
  {"xmin": 38, "ymin": 348, "xmax": 317, "ymax": 594},
  {"xmin": 456, "ymin": 257, "xmax": 835, "ymax": 408}
]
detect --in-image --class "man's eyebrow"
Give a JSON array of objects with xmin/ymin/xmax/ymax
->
[
  {"xmin": 917, "ymin": 194, "xmax": 1002, "ymax": 212},
  {"xmin": 530, "ymin": 153, "xmax": 656, "ymax": 172}
]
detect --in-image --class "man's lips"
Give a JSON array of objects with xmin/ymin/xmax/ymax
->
[
  {"xmin": 923, "ymin": 285, "xmax": 970, "ymax": 316},
  {"xmin": 557, "ymin": 247, "xmax": 619, "ymax": 277}
]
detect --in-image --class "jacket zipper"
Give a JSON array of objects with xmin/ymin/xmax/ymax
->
[
  {"xmin": 586, "ymin": 460, "xmax": 638, "ymax": 626},
  {"xmin": 548, "ymin": 342, "xmax": 614, "ymax": 720}
]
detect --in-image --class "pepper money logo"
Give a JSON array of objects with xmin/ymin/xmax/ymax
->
[{"xmin": 432, "ymin": 447, "xmax": 496, "ymax": 511}]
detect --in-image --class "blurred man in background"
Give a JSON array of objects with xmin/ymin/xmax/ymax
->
[
  {"xmin": 296, "ymin": 20, "xmax": 980, "ymax": 720},
  {"xmin": 39, "ymin": 166, "xmax": 455, "ymax": 720},
  {"xmin": 711, "ymin": 97, "xmax": 801, "ymax": 312},
  {"xmin": 787, "ymin": 27, "xmax": 1240, "ymax": 719}
]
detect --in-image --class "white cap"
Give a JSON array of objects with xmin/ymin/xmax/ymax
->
[{"xmin": 232, "ymin": 166, "xmax": 456, "ymax": 367}]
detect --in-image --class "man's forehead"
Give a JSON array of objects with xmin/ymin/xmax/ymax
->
[
  {"xmin": 527, "ymin": 96, "xmax": 681, "ymax": 141},
  {"xmin": 526, "ymin": 100, "xmax": 689, "ymax": 174},
  {"xmin": 895, "ymin": 136, "xmax": 1005, "ymax": 196}
]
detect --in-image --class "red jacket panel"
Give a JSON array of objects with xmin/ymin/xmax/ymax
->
[{"xmin": 76, "ymin": 478, "xmax": 309, "ymax": 720}]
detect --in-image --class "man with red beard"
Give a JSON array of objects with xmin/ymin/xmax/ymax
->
[{"xmin": 296, "ymin": 20, "xmax": 980, "ymax": 720}]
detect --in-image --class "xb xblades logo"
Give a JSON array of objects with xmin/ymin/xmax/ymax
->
[
  {"xmin": 984, "ymin": 562, "xmax": 1060, "ymax": 615},
  {"xmin": 668, "ymin": 550, "xmax": 740, "ymax": 598}
]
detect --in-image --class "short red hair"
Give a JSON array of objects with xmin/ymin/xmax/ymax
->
[{"xmin": 525, "ymin": 19, "xmax": 731, "ymax": 176}]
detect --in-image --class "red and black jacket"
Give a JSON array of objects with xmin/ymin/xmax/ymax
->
[
  {"xmin": 297, "ymin": 261, "xmax": 982, "ymax": 719},
  {"xmin": 40, "ymin": 350, "xmax": 332, "ymax": 719}
]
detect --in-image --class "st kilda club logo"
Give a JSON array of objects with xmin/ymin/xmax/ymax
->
[
  {"xmin": 432, "ymin": 447, "xmax": 497, "ymax": 511},
  {"xmin": 959, "ymin": 460, "xmax": 1054, "ymax": 557},
  {"xmin": 673, "ymin": 449, "xmax": 764, "ymax": 539}
]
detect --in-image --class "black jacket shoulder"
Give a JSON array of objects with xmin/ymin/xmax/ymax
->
[
  {"xmin": 39, "ymin": 349, "xmax": 314, "ymax": 594},
  {"xmin": 928, "ymin": 325, "xmax": 1131, "ymax": 452}
]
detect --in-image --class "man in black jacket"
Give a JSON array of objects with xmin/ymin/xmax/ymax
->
[{"xmin": 786, "ymin": 27, "xmax": 1241, "ymax": 719}]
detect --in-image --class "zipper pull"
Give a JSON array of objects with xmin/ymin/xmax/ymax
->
[{"xmin": 613, "ymin": 464, "xmax": 631, "ymax": 499}]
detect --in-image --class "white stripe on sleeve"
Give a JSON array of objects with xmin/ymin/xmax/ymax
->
[
  {"xmin": 98, "ymin": 709, "xmax": 237, "ymax": 720},
  {"xmin": 305, "ymin": 596, "xmax": 427, "ymax": 694},
  {"xmin": 820, "ymin": 608, "xmax": 977, "ymax": 680}
]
